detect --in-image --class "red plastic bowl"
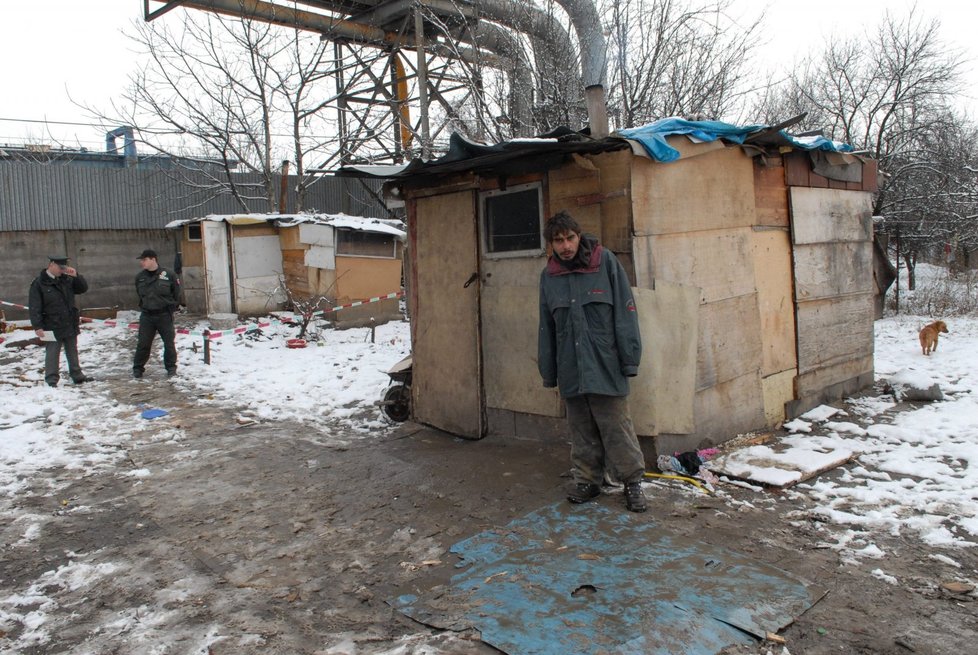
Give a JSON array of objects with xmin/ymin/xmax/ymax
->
[{"xmin": 286, "ymin": 338, "xmax": 307, "ymax": 349}]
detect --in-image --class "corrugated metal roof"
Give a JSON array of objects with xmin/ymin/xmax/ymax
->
[{"xmin": 0, "ymin": 162, "xmax": 388, "ymax": 232}]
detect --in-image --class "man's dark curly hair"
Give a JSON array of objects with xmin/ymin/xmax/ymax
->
[{"xmin": 544, "ymin": 211, "xmax": 581, "ymax": 242}]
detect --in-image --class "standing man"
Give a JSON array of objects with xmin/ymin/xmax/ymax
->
[
  {"xmin": 538, "ymin": 212, "xmax": 647, "ymax": 513},
  {"xmin": 133, "ymin": 249, "xmax": 181, "ymax": 378},
  {"xmin": 28, "ymin": 255, "xmax": 91, "ymax": 387}
]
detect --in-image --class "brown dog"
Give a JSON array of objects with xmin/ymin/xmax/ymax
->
[{"xmin": 919, "ymin": 320, "xmax": 948, "ymax": 355}]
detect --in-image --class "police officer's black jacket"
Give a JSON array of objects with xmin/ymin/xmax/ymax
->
[
  {"xmin": 28, "ymin": 270, "xmax": 89, "ymax": 339},
  {"xmin": 135, "ymin": 267, "xmax": 181, "ymax": 313}
]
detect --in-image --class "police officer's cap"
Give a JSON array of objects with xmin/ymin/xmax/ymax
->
[
  {"xmin": 48, "ymin": 256, "xmax": 69, "ymax": 266},
  {"xmin": 137, "ymin": 249, "xmax": 158, "ymax": 260}
]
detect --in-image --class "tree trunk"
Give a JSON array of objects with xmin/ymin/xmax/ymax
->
[{"xmin": 903, "ymin": 251, "xmax": 917, "ymax": 291}]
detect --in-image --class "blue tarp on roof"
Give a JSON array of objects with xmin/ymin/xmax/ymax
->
[{"xmin": 618, "ymin": 117, "xmax": 854, "ymax": 163}]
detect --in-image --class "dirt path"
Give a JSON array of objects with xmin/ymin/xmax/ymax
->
[{"xmin": 3, "ymin": 357, "xmax": 977, "ymax": 653}]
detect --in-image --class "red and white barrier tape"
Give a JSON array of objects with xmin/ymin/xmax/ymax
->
[
  {"xmin": 331, "ymin": 290, "xmax": 404, "ymax": 311},
  {"xmin": 4, "ymin": 289, "xmax": 402, "ymax": 340},
  {"xmin": 177, "ymin": 320, "xmax": 272, "ymax": 340}
]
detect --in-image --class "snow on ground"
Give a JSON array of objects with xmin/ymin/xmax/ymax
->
[
  {"xmin": 1, "ymin": 262, "xmax": 977, "ymax": 651},
  {"xmin": 0, "ymin": 316, "xmax": 411, "ymax": 500},
  {"xmin": 783, "ymin": 313, "xmax": 978, "ymax": 552},
  {"xmin": 0, "ymin": 316, "xmax": 414, "ymax": 653},
  {"xmin": 1, "ymin": 272, "xmax": 975, "ymax": 556},
  {"xmin": 176, "ymin": 317, "xmax": 410, "ymax": 431}
]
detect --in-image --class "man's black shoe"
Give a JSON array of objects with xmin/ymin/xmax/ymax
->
[
  {"xmin": 166, "ymin": 369, "xmax": 177, "ymax": 378},
  {"xmin": 624, "ymin": 481, "xmax": 647, "ymax": 513},
  {"xmin": 567, "ymin": 482, "xmax": 601, "ymax": 504},
  {"xmin": 132, "ymin": 371, "xmax": 143, "ymax": 379},
  {"xmin": 72, "ymin": 376, "xmax": 94, "ymax": 384}
]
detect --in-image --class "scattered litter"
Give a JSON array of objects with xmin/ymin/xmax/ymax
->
[
  {"xmin": 654, "ymin": 449, "xmax": 720, "ymax": 492},
  {"xmin": 644, "ymin": 472, "xmax": 712, "ymax": 494},
  {"xmin": 140, "ymin": 408, "xmax": 169, "ymax": 420}
]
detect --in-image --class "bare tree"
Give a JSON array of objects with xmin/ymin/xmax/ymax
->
[
  {"xmin": 752, "ymin": 7, "xmax": 975, "ymax": 289},
  {"xmin": 604, "ymin": 0, "xmax": 765, "ymax": 128},
  {"xmin": 878, "ymin": 115, "xmax": 978, "ymax": 285},
  {"xmin": 96, "ymin": 11, "xmax": 351, "ymax": 212}
]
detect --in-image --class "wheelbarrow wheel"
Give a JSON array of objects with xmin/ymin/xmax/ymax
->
[{"xmin": 382, "ymin": 384, "xmax": 411, "ymax": 422}]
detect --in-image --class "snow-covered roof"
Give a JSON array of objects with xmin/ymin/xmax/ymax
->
[{"xmin": 165, "ymin": 212, "xmax": 405, "ymax": 240}]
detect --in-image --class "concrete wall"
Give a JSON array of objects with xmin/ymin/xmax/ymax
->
[{"xmin": 0, "ymin": 229, "xmax": 179, "ymax": 321}]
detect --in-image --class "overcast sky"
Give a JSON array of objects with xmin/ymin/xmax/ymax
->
[{"xmin": 1, "ymin": 0, "xmax": 976, "ymax": 150}]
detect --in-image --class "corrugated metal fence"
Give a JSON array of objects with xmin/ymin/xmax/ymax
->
[{"xmin": 0, "ymin": 162, "xmax": 388, "ymax": 231}]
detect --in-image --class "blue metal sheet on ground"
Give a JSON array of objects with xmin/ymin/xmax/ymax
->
[{"xmin": 391, "ymin": 503, "xmax": 821, "ymax": 655}]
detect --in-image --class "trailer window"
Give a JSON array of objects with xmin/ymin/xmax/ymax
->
[{"xmin": 336, "ymin": 229, "xmax": 397, "ymax": 258}]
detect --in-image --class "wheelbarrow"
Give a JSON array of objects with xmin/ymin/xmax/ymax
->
[{"xmin": 378, "ymin": 354, "xmax": 412, "ymax": 422}]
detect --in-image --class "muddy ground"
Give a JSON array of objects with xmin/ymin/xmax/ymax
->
[{"xmin": 2, "ymin": 365, "xmax": 976, "ymax": 654}]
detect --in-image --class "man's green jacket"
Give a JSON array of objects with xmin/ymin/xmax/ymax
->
[{"xmin": 538, "ymin": 239, "xmax": 642, "ymax": 398}]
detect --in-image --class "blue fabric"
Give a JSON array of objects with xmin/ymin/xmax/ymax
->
[{"xmin": 618, "ymin": 117, "xmax": 854, "ymax": 162}]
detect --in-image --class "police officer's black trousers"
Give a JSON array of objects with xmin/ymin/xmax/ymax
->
[
  {"xmin": 44, "ymin": 335, "xmax": 84, "ymax": 386},
  {"xmin": 133, "ymin": 311, "xmax": 177, "ymax": 375}
]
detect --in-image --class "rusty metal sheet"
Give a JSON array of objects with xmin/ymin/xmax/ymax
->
[{"xmin": 392, "ymin": 503, "xmax": 821, "ymax": 655}]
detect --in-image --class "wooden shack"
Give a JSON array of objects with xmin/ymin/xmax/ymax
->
[
  {"xmin": 341, "ymin": 123, "xmax": 879, "ymax": 452},
  {"xmin": 167, "ymin": 213, "xmax": 405, "ymax": 320}
]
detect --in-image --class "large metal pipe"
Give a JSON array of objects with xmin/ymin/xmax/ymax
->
[
  {"xmin": 463, "ymin": 21, "xmax": 535, "ymax": 136},
  {"xmin": 552, "ymin": 0, "xmax": 608, "ymax": 136},
  {"xmin": 153, "ymin": 0, "xmax": 605, "ymax": 136},
  {"xmin": 475, "ymin": 0, "xmax": 580, "ymax": 117}
]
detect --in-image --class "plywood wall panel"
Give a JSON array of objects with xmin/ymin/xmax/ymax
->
[
  {"xmin": 790, "ymin": 188, "xmax": 873, "ymax": 244},
  {"xmin": 691, "ymin": 371, "xmax": 766, "ymax": 443},
  {"xmin": 751, "ymin": 229, "xmax": 797, "ymax": 376},
  {"xmin": 695, "ymin": 293, "xmax": 764, "ymax": 391},
  {"xmin": 795, "ymin": 293, "xmax": 875, "ymax": 374},
  {"xmin": 279, "ymin": 226, "xmax": 303, "ymax": 250},
  {"xmin": 632, "ymin": 147, "xmax": 757, "ymax": 236},
  {"xmin": 629, "ymin": 283, "xmax": 700, "ymax": 436},
  {"xmin": 793, "ymin": 241, "xmax": 874, "ymax": 301},
  {"xmin": 595, "ymin": 149, "xmax": 633, "ymax": 252},
  {"xmin": 793, "ymin": 354, "xmax": 874, "ymax": 408},
  {"xmin": 636, "ymin": 228, "xmax": 756, "ymax": 304},
  {"xmin": 753, "ymin": 158, "xmax": 789, "ymax": 228},
  {"xmin": 334, "ymin": 256, "xmax": 402, "ymax": 301},
  {"xmin": 412, "ymin": 190, "xmax": 482, "ymax": 438},
  {"xmin": 482, "ymin": 285, "xmax": 563, "ymax": 417},
  {"xmin": 762, "ymin": 369, "xmax": 796, "ymax": 426},
  {"xmin": 548, "ymin": 159, "xmax": 602, "ymax": 237}
]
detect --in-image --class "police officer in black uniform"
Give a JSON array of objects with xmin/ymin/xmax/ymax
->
[
  {"xmin": 133, "ymin": 249, "xmax": 182, "ymax": 378},
  {"xmin": 28, "ymin": 255, "xmax": 92, "ymax": 387}
]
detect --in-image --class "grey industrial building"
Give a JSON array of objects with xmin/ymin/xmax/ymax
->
[{"xmin": 0, "ymin": 131, "xmax": 385, "ymax": 319}]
